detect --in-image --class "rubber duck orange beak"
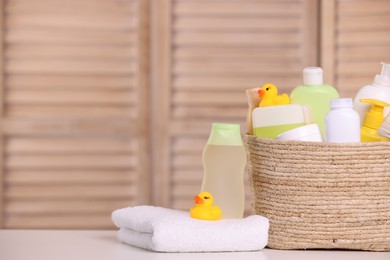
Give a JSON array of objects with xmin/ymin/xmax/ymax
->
[
  {"xmin": 258, "ymin": 89, "xmax": 265, "ymax": 98},
  {"xmin": 194, "ymin": 196, "xmax": 204, "ymax": 204}
]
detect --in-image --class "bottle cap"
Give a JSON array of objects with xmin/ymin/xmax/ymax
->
[
  {"xmin": 374, "ymin": 62, "xmax": 390, "ymax": 87},
  {"xmin": 276, "ymin": 124, "xmax": 323, "ymax": 142},
  {"xmin": 360, "ymin": 99, "xmax": 390, "ymax": 130},
  {"xmin": 207, "ymin": 123, "xmax": 243, "ymax": 145},
  {"xmin": 303, "ymin": 67, "xmax": 324, "ymax": 85},
  {"xmin": 330, "ymin": 98, "xmax": 353, "ymax": 108}
]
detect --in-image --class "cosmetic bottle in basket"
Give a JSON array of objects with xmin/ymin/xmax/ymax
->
[
  {"xmin": 290, "ymin": 67, "xmax": 340, "ymax": 137},
  {"xmin": 201, "ymin": 123, "xmax": 246, "ymax": 219},
  {"xmin": 354, "ymin": 62, "xmax": 390, "ymax": 126},
  {"xmin": 325, "ymin": 98, "xmax": 360, "ymax": 143}
]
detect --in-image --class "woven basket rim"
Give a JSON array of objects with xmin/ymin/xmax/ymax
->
[{"xmin": 246, "ymin": 135, "xmax": 390, "ymax": 148}]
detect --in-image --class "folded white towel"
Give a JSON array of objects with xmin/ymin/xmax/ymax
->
[{"xmin": 111, "ymin": 205, "xmax": 269, "ymax": 252}]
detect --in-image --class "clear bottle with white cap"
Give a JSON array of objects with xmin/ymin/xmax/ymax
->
[
  {"xmin": 325, "ymin": 98, "xmax": 360, "ymax": 143},
  {"xmin": 290, "ymin": 67, "xmax": 340, "ymax": 137},
  {"xmin": 353, "ymin": 62, "xmax": 390, "ymax": 125}
]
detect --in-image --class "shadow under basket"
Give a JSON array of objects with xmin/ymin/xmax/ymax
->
[{"xmin": 246, "ymin": 135, "xmax": 390, "ymax": 251}]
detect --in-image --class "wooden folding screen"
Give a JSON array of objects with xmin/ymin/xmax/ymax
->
[
  {"xmin": 0, "ymin": 0, "xmax": 151, "ymax": 229},
  {"xmin": 322, "ymin": 0, "xmax": 390, "ymax": 97},
  {"xmin": 153, "ymin": 0, "xmax": 319, "ymax": 211}
]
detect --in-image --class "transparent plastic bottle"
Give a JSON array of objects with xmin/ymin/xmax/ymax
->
[
  {"xmin": 354, "ymin": 62, "xmax": 390, "ymax": 126},
  {"xmin": 325, "ymin": 98, "xmax": 360, "ymax": 143},
  {"xmin": 201, "ymin": 123, "xmax": 246, "ymax": 219},
  {"xmin": 290, "ymin": 67, "xmax": 340, "ymax": 137}
]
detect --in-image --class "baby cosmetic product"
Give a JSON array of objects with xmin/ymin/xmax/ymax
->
[
  {"xmin": 252, "ymin": 104, "xmax": 307, "ymax": 139},
  {"xmin": 378, "ymin": 114, "xmax": 390, "ymax": 138},
  {"xmin": 245, "ymin": 87, "xmax": 261, "ymax": 135},
  {"xmin": 201, "ymin": 123, "xmax": 246, "ymax": 219},
  {"xmin": 325, "ymin": 98, "xmax": 360, "ymax": 143},
  {"xmin": 276, "ymin": 124, "xmax": 323, "ymax": 142},
  {"xmin": 354, "ymin": 62, "xmax": 390, "ymax": 125},
  {"xmin": 360, "ymin": 99, "xmax": 390, "ymax": 142},
  {"xmin": 290, "ymin": 67, "xmax": 340, "ymax": 136}
]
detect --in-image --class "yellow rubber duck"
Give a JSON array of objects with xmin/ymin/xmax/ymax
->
[
  {"xmin": 258, "ymin": 83, "xmax": 290, "ymax": 107},
  {"xmin": 190, "ymin": 191, "xmax": 222, "ymax": 221}
]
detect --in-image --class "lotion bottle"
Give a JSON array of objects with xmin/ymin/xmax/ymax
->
[
  {"xmin": 360, "ymin": 99, "xmax": 390, "ymax": 142},
  {"xmin": 290, "ymin": 67, "xmax": 340, "ymax": 137},
  {"xmin": 354, "ymin": 62, "xmax": 390, "ymax": 125},
  {"xmin": 201, "ymin": 123, "xmax": 246, "ymax": 219}
]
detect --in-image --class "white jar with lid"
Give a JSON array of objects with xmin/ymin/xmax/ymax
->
[
  {"xmin": 276, "ymin": 124, "xmax": 323, "ymax": 142},
  {"xmin": 325, "ymin": 98, "xmax": 360, "ymax": 142}
]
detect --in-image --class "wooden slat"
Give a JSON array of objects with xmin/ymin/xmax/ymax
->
[
  {"xmin": 6, "ymin": 89, "xmax": 134, "ymax": 105},
  {"xmin": 171, "ymin": 121, "xmax": 246, "ymax": 136},
  {"xmin": 174, "ymin": 46, "xmax": 300, "ymax": 61},
  {"xmin": 6, "ymin": 60, "xmax": 135, "ymax": 75},
  {"xmin": 321, "ymin": 0, "xmax": 336, "ymax": 84},
  {"xmin": 174, "ymin": 1, "xmax": 302, "ymax": 16},
  {"xmin": 6, "ymin": 29, "xmax": 136, "ymax": 45},
  {"xmin": 172, "ymin": 137, "xmax": 206, "ymax": 154},
  {"xmin": 0, "ymin": 0, "xmax": 5, "ymax": 228},
  {"xmin": 338, "ymin": 0, "xmax": 390, "ymax": 16},
  {"xmin": 5, "ymin": 199, "xmax": 133, "ymax": 215},
  {"xmin": 173, "ymin": 106, "xmax": 246, "ymax": 119},
  {"xmin": 6, "ymin": 105, "xmax": 137, "ymax": 119},
  {"xmin": 6, "ymin": 45, "xmax": 136, "ymax": 60},
  {"xmin": 6, "ymin": 0, "xmax": 137, "ymax": 15},
  {"xmin": 6, "ymin": 137, "xmax": 137, "ymax": 153},
  {"xmin": 6, "ymin": 154, "xmax": 137, "ymax": 169},
  {"xmin": 174, "ymin": 32, "xmax": 300, "ymax": 47},
  {"xmin": 338, "ymin": 15, "xmax": 390, "ymax": 31},
  {"xmin": 5, "ymin": 170, "xmax": 137, "ymax": 185},
  {"xmin": 337, "ymin": 46, "xmax": 390, "ymax": 61},
  {"xmin": 5, "ymin": 184, "xmax": 136, "ymax": 199},
  {"xmin": 172, "ymin": 91, "xmax": 250, "ymax": 106},
  {"xmin": 172, "ymin": 169, "xmax": 203, "ymax": 183},
  {"xmin": 6, "ymin": 75, "xmax": 135, "ymax": 90},
  {"xmin": 172, "ymin": 154, "xmax": 202, "ymax": 170},
  {"xmin": 337, "ymin": 61, "xmax": 382, "ymax": 76},
  {"xmin": 152, "ymin": 0, "xmax": 173, "ymax": 207},
  {"xmin": 173, "ymin": 60, "xmax": 301, "ymax": 75},
  {"xmin": 174, "ymin": 16, "xmax": 300, "ymax": 31},
  {"xmin": 301, "ymin": 0, "xmax": 319, "ymax": 67},
  {"xmin": 2, "ymin": 119, "xmax": 137, "ymax": 136},
  {"xmin": 173, "ymin": 76, "xmax": 301, "ymax": 90},
  {"xmin": 6, "ymin": 14, "xmax": 137, "ymax": 30},
  {"xmin": 136, "ymin": 0, "xmax": 151, "ymax": 204},
  {"xmin": 337, "ymin": 31, "xmax": 390, "ymax": 46}
]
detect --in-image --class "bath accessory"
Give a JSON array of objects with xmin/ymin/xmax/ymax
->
[{"xmin": 112, "ymin": 206, "xmax": 269, "ymax": 252}]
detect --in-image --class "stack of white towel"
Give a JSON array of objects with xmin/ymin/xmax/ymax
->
[{"xmin": 111, "ymin": 205, "xmax": 269, "ymax": 253}]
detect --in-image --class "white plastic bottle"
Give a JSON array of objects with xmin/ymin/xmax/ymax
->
[
  {"xmin": 354, "ymin": 62, "xmax": 390, "ymax": 125},
  {"xmin": 325, "ymin": 98, "xmax": 360, "ymax": 143},
  {"xmin": 201, "ymin": 123, "xmax": 246, "ymax": 219}
]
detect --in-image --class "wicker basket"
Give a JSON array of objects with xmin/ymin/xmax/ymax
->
[{"xmin": 246, "ymin": 135, "xmax": 390, "ymax": 251}]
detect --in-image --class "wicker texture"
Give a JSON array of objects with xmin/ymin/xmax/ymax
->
[{"xmin": 246, "ymin": 136, "xmax": 390, "ymax": 251}]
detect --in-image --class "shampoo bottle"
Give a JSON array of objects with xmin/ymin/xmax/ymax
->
[
  {"xmin": 290, "ymin": 67, "xmax": 339, "ymax": 137},
  {"xmin": 360, "ymin": 99, "xmax": 390, "ymax": 142},
  {"xmin": 201, "ymin": 123, "xmax": 246, "ymax": 219},
  {"xmin": 325, "ymin": 98, "xmax": 360, "ymax": 143},
  {"xmin": 354, "ymin": 62, "xmax": 390, "ymax": 126}
]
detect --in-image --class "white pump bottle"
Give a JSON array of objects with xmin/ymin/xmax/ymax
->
[{"xmin": 353, "ymin": 62, "xmax": 390, "ymax": 126}]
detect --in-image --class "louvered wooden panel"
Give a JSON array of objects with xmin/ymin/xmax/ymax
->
[
  {"xmin": 0, "ymin": 0, "xmax": 151, "ymax": 229},
  {"xmin": 322, "ymin": 0, "xmax": 390, "ymax": 97},
  {"xmin": 154, "ymin": 0, "xmax": 319, "ymax": 214}
]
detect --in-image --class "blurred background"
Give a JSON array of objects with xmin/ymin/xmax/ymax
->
[{"xmin": 0, "ymin": 0, "xmax": 389, "ymax": 229}]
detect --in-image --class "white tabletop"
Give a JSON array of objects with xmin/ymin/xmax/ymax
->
[{"xmin": 0, "ymin": 230, "xmax": 389, "ymax": 260}]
